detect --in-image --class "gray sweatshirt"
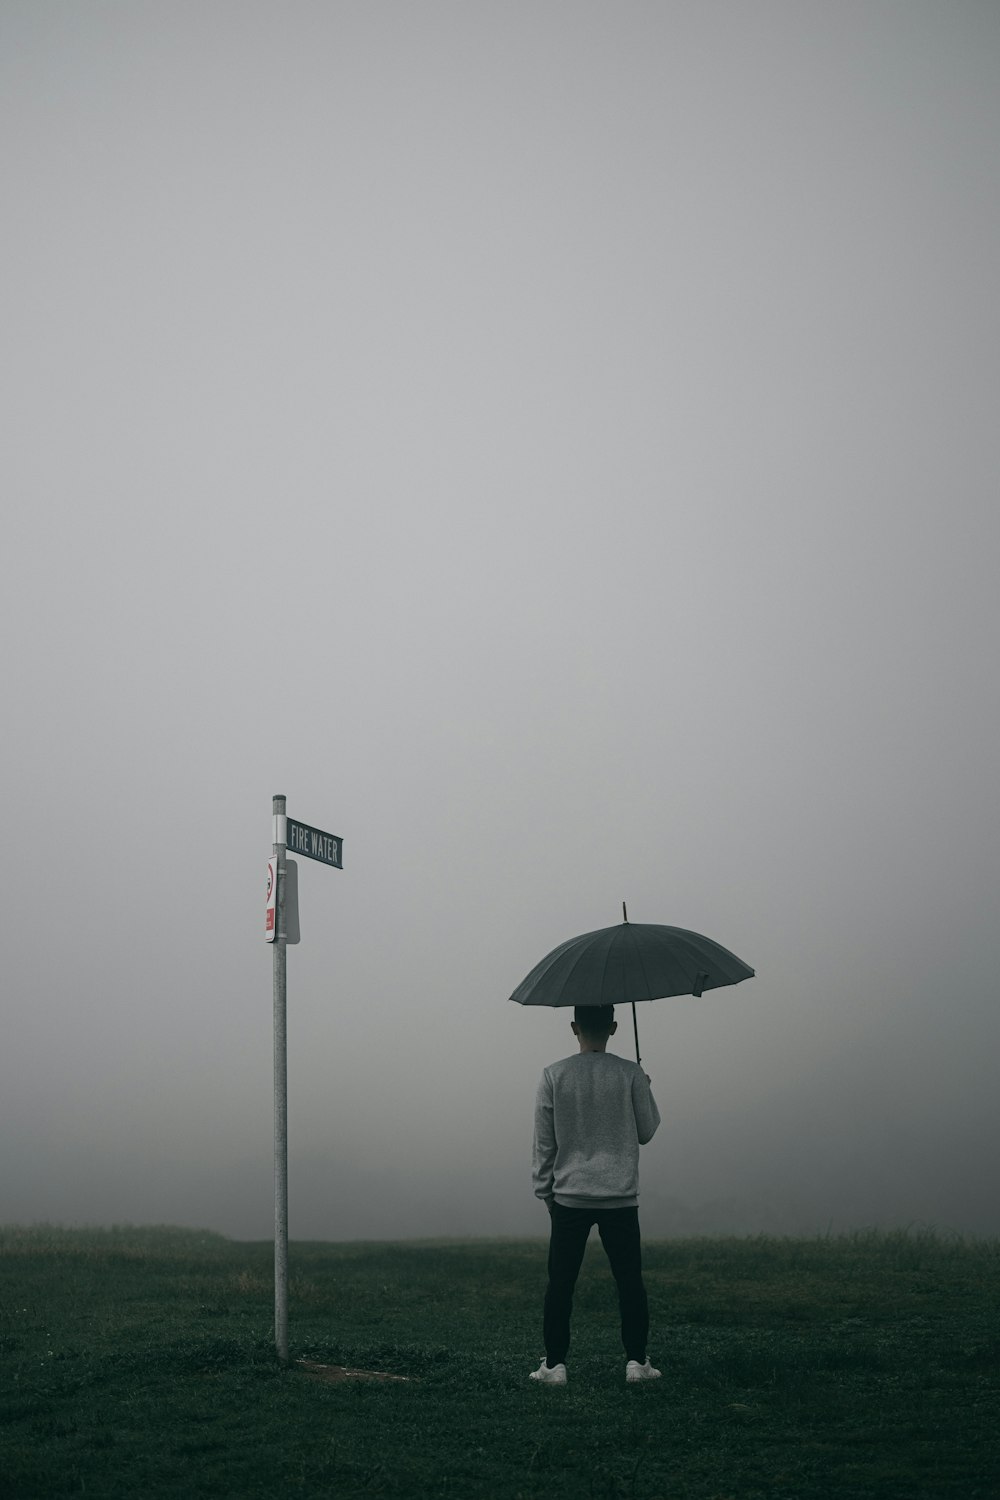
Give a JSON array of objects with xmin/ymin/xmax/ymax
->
[{"xmin": 532, "ymin": 1051, "xmax": 661, "ymax": 1210}]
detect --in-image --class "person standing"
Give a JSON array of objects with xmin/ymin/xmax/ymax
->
[{"xmin": 530, "ymin": 1004, "xmax": 661, "ymax": 1385}]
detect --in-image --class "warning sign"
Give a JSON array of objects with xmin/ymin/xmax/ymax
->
[{"xmin": 265, "ymin": 858, "xmax": 277, "ymax": 942}]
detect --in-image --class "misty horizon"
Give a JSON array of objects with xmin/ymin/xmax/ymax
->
[{"xmin": 3, "ymin": 1, "xmax": 998, "ymax": 1245}]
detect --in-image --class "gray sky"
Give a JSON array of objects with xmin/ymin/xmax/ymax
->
[{"xmin": 3, "ymin": 1, "xmax": 999, "ymax": 1241}]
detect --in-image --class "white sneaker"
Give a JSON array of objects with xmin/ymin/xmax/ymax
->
[
  {"xmin": 529, "ymin": 1360, "xmax": 567, "ymax": 1385},
  {"xmin": 626, "ymin": 1358, "xmax": 662, "ymax": 1382}
]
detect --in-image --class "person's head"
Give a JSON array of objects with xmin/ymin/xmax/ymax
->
[{"xmin": 571, "ymin": 1004, "xmax": 617, "ymax": 1050}]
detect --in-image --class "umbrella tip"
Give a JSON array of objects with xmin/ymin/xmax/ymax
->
[{"xmin": 622, "ymin": 901, "xmax": 628, "ymax": 923}]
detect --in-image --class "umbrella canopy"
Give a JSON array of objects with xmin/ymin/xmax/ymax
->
[
  {"xmin": 509, "ymin": 918, "xmax": 754, "ymax": 1063},
  {"xmin": 510, "ymin": 921, "xmax": 754, "ymax": 1007}
]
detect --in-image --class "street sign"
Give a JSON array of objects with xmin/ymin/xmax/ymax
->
[{"xmin": 286, "ymin": 818, "xmax": 343, "ymax": 868}]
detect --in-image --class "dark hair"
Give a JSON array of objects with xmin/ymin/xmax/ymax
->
[{"xmin": 574, "ymin": 1004, "xmax": 615, "ymax": 1038}]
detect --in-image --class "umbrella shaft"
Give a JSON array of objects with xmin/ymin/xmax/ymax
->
[{"xmin": 631, "ymin": 1001, "xmax": 641, "ymax": 1066}]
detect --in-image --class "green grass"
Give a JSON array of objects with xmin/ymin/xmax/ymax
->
[{"xmin": 2, "ymin": 1225, "xmax": 998, "ymax": 1498}]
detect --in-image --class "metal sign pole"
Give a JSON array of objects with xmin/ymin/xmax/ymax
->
[
  {"xmin": 272, "ymin": 794, "xmax": 289, "ymax": 1364},
  {"xmin": 266, "ymin": 796, "xmax": 341, "ymax": 1364}
]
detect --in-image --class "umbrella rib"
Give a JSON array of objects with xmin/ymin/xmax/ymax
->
[
  {"xmin": 555, "ymin": 926, "xmax": 618, "ymax": 1004},
  {"xmin": 597, "ymin": 930, "xmax": 617, "ymax": 1006},
  {"xmin": 662, "ymin": 927, "xmax": 754, "ymax": 987},
  {"xmin": 515, "ymin": 937, "xmax": 580, "ymax": 993},
  {"xmin": 623, "ymin": 923, "xmax": 655, "ymax": 1002}
]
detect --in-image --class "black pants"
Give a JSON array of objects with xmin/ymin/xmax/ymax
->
[{"xmin": 543, "ymin": 1203, "xmax": 649, "ymax": 1366}]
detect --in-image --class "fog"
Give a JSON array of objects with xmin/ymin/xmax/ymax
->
[{"xmin": 3, "ymin": 2, "xmax": 998, "ymax": 1242}]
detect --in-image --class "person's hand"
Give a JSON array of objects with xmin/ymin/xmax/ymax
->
[{"xmin": 644, "ymin": 1073, "xmax": 651, "ymax": 1084}]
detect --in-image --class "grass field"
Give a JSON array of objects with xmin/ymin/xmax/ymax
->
[{"xmin": 2, "ymin": 1224, "xmax": 998, "ymax": 1499}]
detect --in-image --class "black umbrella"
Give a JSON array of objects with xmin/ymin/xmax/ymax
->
[{"xmin": 509, "ymin": 904, "xmax": 754, "ymax": 1065}]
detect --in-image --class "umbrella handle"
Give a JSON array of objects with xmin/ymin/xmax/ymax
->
[{"xmin": 631, "ymin": 1000, "xmax": 641, "ymax": 1067}]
